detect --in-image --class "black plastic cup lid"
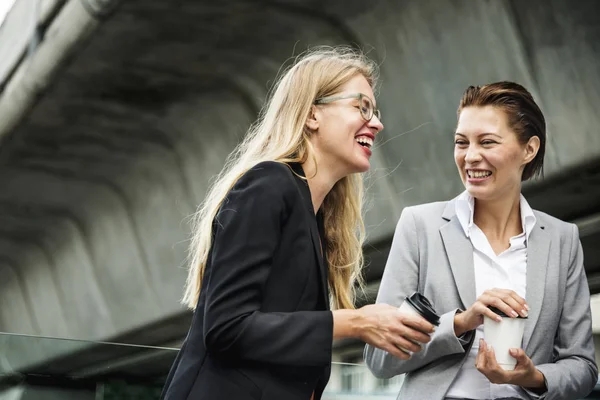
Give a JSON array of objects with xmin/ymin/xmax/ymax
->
[
  {"xmin": 406, "ymin": 292, "xmax": 440, "ymax": 326},
  {"xmin": 488, "ymin": 306, "xmax": 528, "ymax": 319}
]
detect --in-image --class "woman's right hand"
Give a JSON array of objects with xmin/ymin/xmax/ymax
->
[
  {"xmin": 356, "ymin": 304, "xmax": 435, "ymax": 360},
  {"xmin": 454, "ymin": 288, "xmax": 529, "ymax": 336}
]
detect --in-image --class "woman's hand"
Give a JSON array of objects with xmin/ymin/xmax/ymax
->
[
  {"xmin": 454, "ymin": 288, "xmax": 529, "ymax": 336},
  {"xmin": 354, "ymin": 304, "xmax": 435, "ymax": 360},
  {"xmin": 476, "ymin": 339, "xmax": 546, "ymax": 391}
]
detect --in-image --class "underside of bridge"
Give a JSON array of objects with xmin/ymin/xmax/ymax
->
[{"xmin": 0, "ymin": 0, "xmax": 599, "ymax": 376}]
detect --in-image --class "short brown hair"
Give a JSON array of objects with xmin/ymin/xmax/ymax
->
[{"xmin": 457, "ymin": 81, "xmax": 546, "ymax": 181}]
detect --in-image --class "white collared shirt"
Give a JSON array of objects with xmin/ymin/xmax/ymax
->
[{"xmin": 445, "ymin": 191, "xmax": 537, "ymax": 400}]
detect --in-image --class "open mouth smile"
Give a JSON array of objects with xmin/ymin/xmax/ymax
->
[
  {"xmin": 467, "ymin": 169, "xmax": 492, "ymax": 181},
  {"xmin": 355, "ymin": 135, "xmax": 373, "ymax": 149}
]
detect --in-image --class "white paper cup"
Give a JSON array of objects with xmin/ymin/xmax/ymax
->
[
  {"xmin": 483, "ymin": 315, "xmax": 526, "ymax": 370},
  {"xmin": 398, "ymin": 300, "xmax": 421, "ymax": 319},
  {"xmin": 396, "ymin": 293, "xmax": 440, "ymax": 353}
]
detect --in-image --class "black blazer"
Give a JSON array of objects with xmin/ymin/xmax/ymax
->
[{"xmin": 161, "ymin": 161, "xmax": 334, "ymax": 400}]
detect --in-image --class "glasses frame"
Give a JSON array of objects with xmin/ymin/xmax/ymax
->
[{"xmin": 314, "ymin": 93, "xmax": 381, "ymax": 122}]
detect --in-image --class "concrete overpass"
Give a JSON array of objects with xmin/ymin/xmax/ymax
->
[{"xmin": 0, "ymin": 0, "xmax": 599, "ymax": 372}]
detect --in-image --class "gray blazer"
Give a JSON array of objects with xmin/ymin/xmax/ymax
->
[{"xmin": 364, "ymin": 199, "xmax": 598, "ymax": 400}]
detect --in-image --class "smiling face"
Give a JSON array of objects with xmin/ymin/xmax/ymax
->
[
  {"xmin": 307, "ymin": 74, "xmax": 384, "ymax": 177},
  {"xmin": 454, "ymin": 106, "xmax": 539, "ymax": 201}
]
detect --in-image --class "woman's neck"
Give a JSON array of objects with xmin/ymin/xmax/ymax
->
[
  {"xmin": 473, "ymin": 192, "xmax": 523, "ymax": 243},
  {"xmin": 301, "ymin": 158, "xmax": 340, "ymax": 215}
]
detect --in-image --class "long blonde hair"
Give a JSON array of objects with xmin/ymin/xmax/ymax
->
[{"xmin": 183, "ymin": 46, "xmax": 379, "ymax": 311}]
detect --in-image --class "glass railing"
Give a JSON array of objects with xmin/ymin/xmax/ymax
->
[
  {"xmin": 1, "ymin": 332, "xmax": 599, "ymax": 399},
  {"xmin": 0, "ymin": 332, "xmax": 173, "ymax": 399},
  {"xmin": 324, "ymin": 361, "xmax": 403, "ymax": 399},
  {"xmin": 0, "ymin": 332, "xmax": 402, "ymax": 399}
]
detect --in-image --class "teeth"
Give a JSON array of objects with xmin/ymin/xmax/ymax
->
[
  {"xmin": 355, "ymin": 136, "xmax": 373, "ymax": 148},
  {"xmin": 468, "ymin": 170, "xmax": 492, "ymax": 178}
]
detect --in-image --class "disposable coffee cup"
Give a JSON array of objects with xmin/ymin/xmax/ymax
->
[
  {"xmin": 483, "ymin": 306, "xmax": 527, "ymax": 370},
  {"xmin": 395, "ymin": 292, "xmax": 440, "ymax": 352},
  {"xmin": 398, "ymin": 292, "xmax": 440, "ymax": 326}
]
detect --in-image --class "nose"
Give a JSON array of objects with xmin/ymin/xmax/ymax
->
[
  {"xmin": 368, "ymin": 115, "xmax": 384, "ymax": 133},
  {"xmin": 465, "ymin": 144, "xmax": 482, "ymax": 164}
]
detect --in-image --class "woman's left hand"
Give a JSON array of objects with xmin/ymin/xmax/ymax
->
[{"xmin": 476, "ymin": 339, "xmax": 546, "ymax": 391}]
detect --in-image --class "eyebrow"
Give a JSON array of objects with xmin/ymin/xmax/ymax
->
[{"xmin": 454, "ymin": 132, "xmax": 502, "ymax": 139}]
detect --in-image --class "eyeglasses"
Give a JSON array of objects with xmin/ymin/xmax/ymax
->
[{"xmin": 314, "ymin": 93, "xmax": 381, "ymax": 122}]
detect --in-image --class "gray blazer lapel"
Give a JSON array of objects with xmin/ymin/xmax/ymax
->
[
  {"xmin": 523, "ymin": 216, "xmax": 550, "ymax": 351},
  {"xmin": 439, "ymin": 201, "xmax": 476, "ymax": 310}
]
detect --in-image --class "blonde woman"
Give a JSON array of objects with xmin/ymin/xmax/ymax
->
[{"xmin": 160, "ymin": 47, "xmax": 436, "ymax": 400}]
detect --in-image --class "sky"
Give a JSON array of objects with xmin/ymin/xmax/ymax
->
[{"xmin": 0, "ymin": 0, "xmax": 16, "ymax": 27}]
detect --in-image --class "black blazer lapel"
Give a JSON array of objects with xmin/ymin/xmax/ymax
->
[
  {"xmin": 316, "ymin": 209, "xmax": 330, "ymax": 309},
  {"xmin": 288, "ymin": 163, "xmax": 329, "ymax": 307}
]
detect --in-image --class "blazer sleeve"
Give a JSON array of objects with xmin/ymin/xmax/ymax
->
[
  {"xmin": 202, "ymin": 162, "xmax": 333, "ymax": 367},
  {"xmin": 364, "ymin": 207, "xmax": 474, "ymax": 379},
  {"xmin": 533, "ymin": 224, "xmax": 598, "ymax": 400}
]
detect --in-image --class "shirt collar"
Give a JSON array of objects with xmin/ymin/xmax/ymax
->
[
  {"xmin": 519, "ymin": 194, "xmax": 537, "ymax": 242},
  {"xmin": 455, "ymin": 191, "xmax": 474, "ymax": 238},
  {"xmin": 454, "ymin": 191, "xmax": 537, "ymax": 241}
]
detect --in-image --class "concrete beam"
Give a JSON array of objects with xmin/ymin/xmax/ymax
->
[
  {"xmin": 0, "ymin": 0, "xmax": 121, "ymax": 139},
  {"xmin": 575, "ymin": 213, "xmax": 600, "ymax": 238}
]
